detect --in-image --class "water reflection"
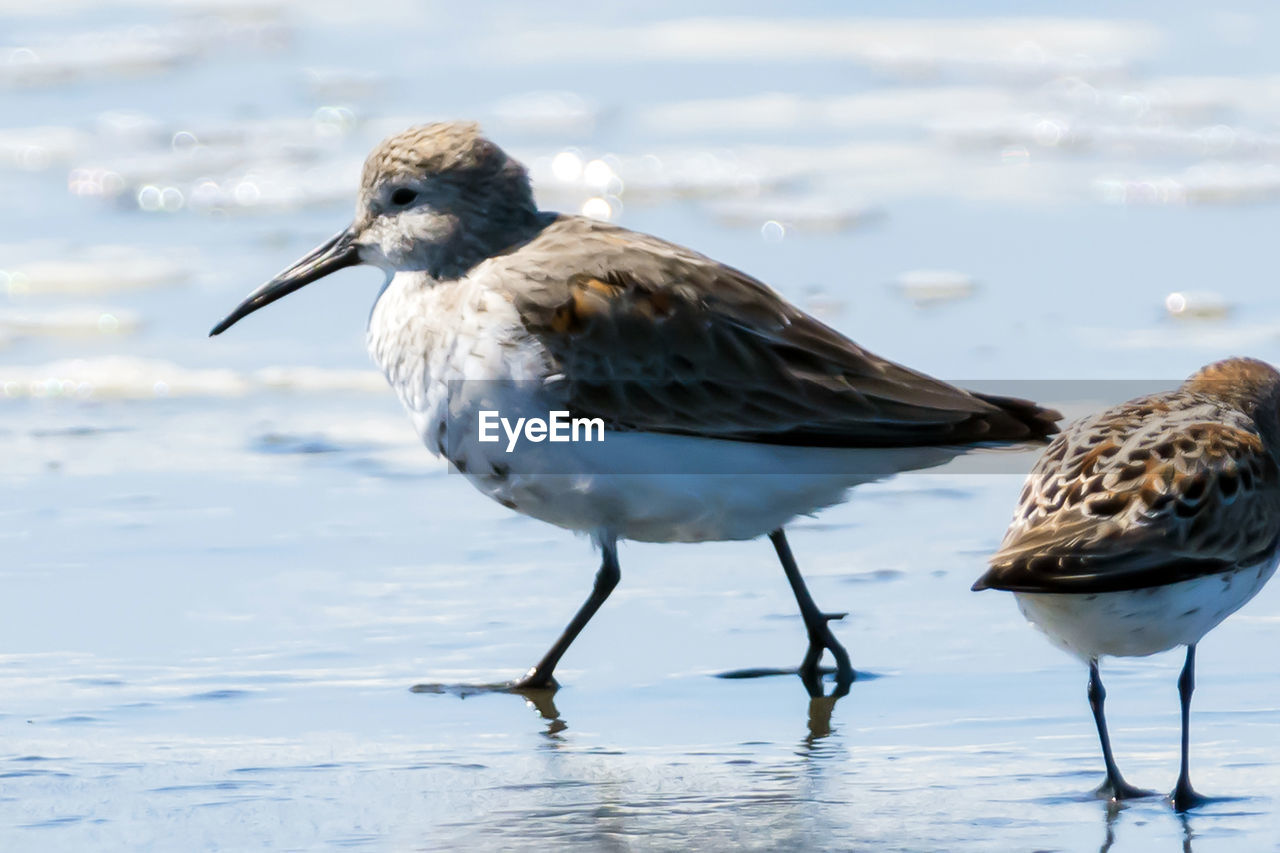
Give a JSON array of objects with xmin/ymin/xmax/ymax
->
[
  {"xmin": 1093, "ymin": 786, "xmax": 1264, "ymax": 853},
  {"xmin": 715, "ymin": 664, "xmax": 857, "ymax": 699},
  {"xmin": 410, "ymin": 674, "xmax": 844, "ymax": 744},
  {"xmin": 519, "ymin": 688, "xmax": 567, "ymax": 740},
  {"xmin": 1100, "ymin": 805, "xmax": 1200, "ymax": 853},
  {"xmin": 803, "ymin": 695, "xmax": 839, "ymax": 746},
  {"xmin": 1179, "ymin": 812, "xmax": 1196, "ymax": 853},
  {"xmin": 1097, "ymin": 801, "xmax": 1123, "ymax": 853},
  {"xmin": 410, "ymin": 680, "xmax": 566, "ymax": 738}
]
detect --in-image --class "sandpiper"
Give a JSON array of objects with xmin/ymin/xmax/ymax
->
[
  {"xmin": 212, "ymin": 121, "xmax": 1060, "ymax": 695},
  {"xmin": 975, "ymin": 357, "xmax": 1280, "ymax": 810}
]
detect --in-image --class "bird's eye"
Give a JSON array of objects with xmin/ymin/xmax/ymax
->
[{"xmin": 389, "ymin": 187, "xmax": 417, "ymax": 207}]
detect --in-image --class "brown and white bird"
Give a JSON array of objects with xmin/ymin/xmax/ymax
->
[
  {"xmin": 212, "ymin": 121, "xmax": 1060, "ymax": 695},
  {"xmin": 975, "ymin": 357, "xmax": 1280, "ymax": 810}
]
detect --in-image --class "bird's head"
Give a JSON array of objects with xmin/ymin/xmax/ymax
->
[{"xmin": 211, "ymin": 121, "xmax": 538, "ymax": 336}]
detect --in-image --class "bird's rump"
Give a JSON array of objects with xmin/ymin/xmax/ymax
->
[{"xmin": 510, "ymin": 216, "xmax": 1059, "ymax": 449}]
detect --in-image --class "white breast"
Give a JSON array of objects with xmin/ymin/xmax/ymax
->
[
  {"xmin": 1014, "ymin": 554, "xmax": 1279, "ymax": 660},
  {"xmin": 366, "ymin": 270, "xmax": 553, "ymax": 462}
]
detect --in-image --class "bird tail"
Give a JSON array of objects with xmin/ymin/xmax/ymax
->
[{"xmin": 971, "ymin": 391, "xmax": 1062, "ymax": 441}]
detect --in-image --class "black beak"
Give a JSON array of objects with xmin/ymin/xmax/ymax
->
[{"xmin": 209, "ymin": 226, "xmax": 360, "ymax": 336}]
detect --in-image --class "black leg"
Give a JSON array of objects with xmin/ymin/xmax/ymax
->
[
  {"xmin": 1170, "ymin": 644, "xmax": 1207, "ymax": 812},
  {"xmin": 1088, "ymin": 659, "xmax": 1154, "ymax": 801},
  {"xmin": 512, "ymin": 540, "xmax": 620, "ymax": 690},
  {"xmin": 769, "ymin": 529, "xmax": 854, "ymax": 696}
]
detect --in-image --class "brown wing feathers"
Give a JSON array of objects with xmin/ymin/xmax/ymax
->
[{"xmin": 513, "ymin": 218, "xmax": 1060, "ymax": 449}]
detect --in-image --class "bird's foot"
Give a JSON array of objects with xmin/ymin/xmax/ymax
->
[
  {"xmin": 1169, "ymin": 780, "xmax": 1210, "ymax": 813},
  {"xmin": 798, "ymin": 612, "xmax": 855, "ymax": 697},
  {"xmin": 509, "ymin": 666, "xmax": 560, "ymax": 693},
  {"xmin": 1094, "ymin": 777, "xmax": 1158, "ymax": 803}
]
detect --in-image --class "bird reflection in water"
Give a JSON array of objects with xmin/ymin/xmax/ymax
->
[
  {"xmin": 803, "ymin": 695, "xmax": 840, "ymax": 746},
  {"xmin": 716, "ymin": 664, "xmax": 855, "ymax": 700},
  {"xmin": 1097, "ymin": 800, "xmax": 1198, "ymax": 853},
  {"xmin": 410, "ymin": 680, "xmax": 566, "ymax": 738},
  {"xmin": 411, "ymin": 666, "xmax": 850, "ymax": 744}
]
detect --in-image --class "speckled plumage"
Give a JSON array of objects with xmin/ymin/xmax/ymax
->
[{"xmin": 977, "ymin": 357, "xmax": 1280, "ymax": 597}]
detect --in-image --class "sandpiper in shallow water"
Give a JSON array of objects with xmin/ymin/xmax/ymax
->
[
  {"xmin": 212, "ymin": 121, "xmax": 1060, "ymax": 695},
  {"xmin": 974, "ymin": 357, "xmax": 1280, "ymax": 810}
]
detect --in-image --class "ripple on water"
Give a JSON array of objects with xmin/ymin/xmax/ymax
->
[
  {"xmin": 20, "ymin": 816, "xmax": 87, "ymax": 829},
  {"xmin": 150, "ymin": 780, "xmax": 268, "ymax": 794},
  {"xmin": 184, "ymin": 689, "xmax": 252, "ymax": 702},
  {"xmin": 232, "ymin": 763, "xmax": 344, "ymax": 774},
  {"xmin": 842, "ymin": 569, "xmax": 906, "ymax": 584}
]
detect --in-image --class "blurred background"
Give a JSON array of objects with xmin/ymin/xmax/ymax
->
[{"xmin": 4, "ymin": 2, "xmax": 1280, "ymax": 850}]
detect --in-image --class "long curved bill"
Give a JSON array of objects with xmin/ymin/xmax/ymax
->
[{"xmin": 209, "ymin": 227, "xmax": 360, "ymax": 336}]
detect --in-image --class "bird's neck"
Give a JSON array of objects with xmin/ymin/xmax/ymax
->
[{"xmin": 421, "ymin": 209, "xmax": 552, "ymax": 280}]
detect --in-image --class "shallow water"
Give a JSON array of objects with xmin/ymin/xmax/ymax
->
[{"xmin": 5, "ymin": 1, "xmax": 1280, "ymax": 850}]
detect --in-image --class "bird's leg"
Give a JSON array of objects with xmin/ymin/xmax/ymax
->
[
  {"xmin": 1170, "ymin": 644, "xmax": 1208, "ymax": 812},
  {"xmin": 1088, "ymin": 659, "xmax": 1155, "ymax": 801},
  {"xmin": 511, "ymin": 539, "xmax": 620, "ymax": 691},
  {"xmin": 768, "ymin": 529, "xmax": 855, "ymax": 696}
]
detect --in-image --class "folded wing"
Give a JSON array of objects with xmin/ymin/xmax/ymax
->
[
  {"xmin": 976, "ymin": 400, "xmax": 1280, "ymax": 593},
  {"xmin": 510, "ymin": 216, "xmax": 1059, "ymax": 448}
]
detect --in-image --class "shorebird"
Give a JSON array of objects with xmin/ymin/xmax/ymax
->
[
  {"xmin": 974, "ymin": 357, "xmax": 1280, "ymax": 810},
  {"xmin": 211, "ymin": 121, "xmax": 1059, "ymax": 695}
]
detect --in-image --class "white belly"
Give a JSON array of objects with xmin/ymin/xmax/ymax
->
[
  {"xmin": 1014, "ymin": 555, "xmax": 1279, "ymax": 660},
  {"xmin": 460, "ymin": 430, "xmax": 965, "ymax": 543}
]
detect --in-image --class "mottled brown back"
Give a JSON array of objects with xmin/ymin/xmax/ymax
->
[{"xmin": 977, "ymin": 358, "xmax": 1280, "ymax": 593}]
